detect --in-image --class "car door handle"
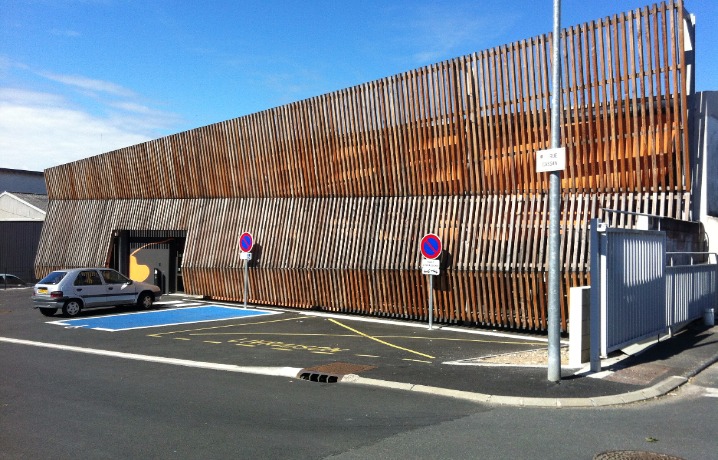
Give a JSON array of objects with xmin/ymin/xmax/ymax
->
[
  {"xmin": 76, "ymin": 288, "xmax": 83, "ymax": 291},
  {"xmin": 108, "ymin": 287, "xmax": 113, "ymax": 290}
]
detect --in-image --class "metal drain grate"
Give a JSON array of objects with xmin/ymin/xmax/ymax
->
[
  {"xmin": 298, "ymin": 362, "xmax": 376, "ymax": 383},
  {"xmin": 298, "ymin": 372, "xmax": 341, "ymax": 383}
]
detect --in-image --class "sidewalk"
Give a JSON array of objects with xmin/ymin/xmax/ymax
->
[{"xmin": 290, "ymin": 312, "xmax": 718, "ymax": 407}]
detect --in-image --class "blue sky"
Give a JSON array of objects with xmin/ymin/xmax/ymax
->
[{"xmin": 1, "ymin": 0, "xmax": 716, "ymax": 171}]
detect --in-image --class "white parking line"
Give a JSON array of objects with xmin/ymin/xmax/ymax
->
[
  {"xmin": 155, "ymin": 301, "xmax": 206, "ymax": 307},
  {"xmin": 0, "ymin": 336, "xmax": 302, "ymax": 377},
  {"xmin": 155, "ymin": 302, "xmax": 205, "ymax": 307}
]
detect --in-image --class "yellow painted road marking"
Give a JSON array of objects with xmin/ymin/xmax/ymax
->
[
  {"xmin": 203, "ymin": 341, "xmax": 222, "ymax": 344},
  {"xmin": 190, "ymin": 332, "xmax": 359, "ymax": 338},
  {"xmin": 173, "ymin": 338, "xmax": 190, "ymax": 341},
  {"xmin": 187, "ymin": 331, "xmax": 543, "ymax": 347},
  {"xmin": 329, "ymin": 319, "xmax": 435, "ymax": 360},
  {"xmin": 149, "ymin": 316, "xmax": 305, "ymax": 336}
]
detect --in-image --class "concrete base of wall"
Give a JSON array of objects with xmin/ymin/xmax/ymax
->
[{"xmin": 569, "ymin": 286, "xmax": 591, "ymax": 368}]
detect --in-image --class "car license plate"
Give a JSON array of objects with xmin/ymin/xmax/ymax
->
[{"xmin": 38, "ymin": 288, "xmax": 48, "ymax": 294}]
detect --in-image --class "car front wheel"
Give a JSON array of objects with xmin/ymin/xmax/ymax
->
[
  {"xmin": 62, "ymin": 300, "xmax": 82, "ymax": 317},
  {"xmin": 39, "ymin": 308, "xmax": 57, "ymax": 317},
  {"xmin": 138, "ymin": 293, "xmax": 154, "ymax": 310}
]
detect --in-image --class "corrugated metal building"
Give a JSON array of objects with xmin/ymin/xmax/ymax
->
[
  {"xmin": 0, "ymin": 191, "xmax": 48, "ymax": 282},
  {"xmin": 0, "ymin": 168, "xmax": 46, "ymax": 195}
]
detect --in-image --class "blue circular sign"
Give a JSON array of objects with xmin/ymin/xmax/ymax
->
[{"xmin": 420, "ymin": 233, "xmax": 442, "ymax": 259}]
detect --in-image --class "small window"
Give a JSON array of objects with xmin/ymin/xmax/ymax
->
[
  {"xmin": 100, "ymin": 269, "xmax": 129, "ymax": 285},
  {"xmin": 75, "ymin": 270, "xmax": 103, "ymax": 286}
]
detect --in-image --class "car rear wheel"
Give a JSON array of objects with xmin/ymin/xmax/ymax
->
[
  {"xmin": 39, "ymin": 308, "xmax": 57, "ymax": 317},
  {"xmin": 62, "ymin": 300, "xmax": 82, "ymax": 317},
  {"xmin": 138, "ymin": 293, "xmax": 154, "ymax": 310}
]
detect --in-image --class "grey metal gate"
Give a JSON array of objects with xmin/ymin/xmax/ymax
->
[
  {"xmin": 590, "ymin": 219, "xmax": 667, "ymax": 356},
  {"xmin": 590, "ymin": 218, "xmax": 716, "ymax": 367}
]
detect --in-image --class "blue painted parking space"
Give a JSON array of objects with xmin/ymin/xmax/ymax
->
[{"xmin": 50, "ymin": 305, "xmax": 278, "ymax": 331}]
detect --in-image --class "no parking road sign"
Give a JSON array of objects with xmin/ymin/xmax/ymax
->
[
  {"xmin": 239, "ymin": 231, "xmax": 254, "ymax": 308},
  {"xmin": 239, "ymin": 232, "xmax": 254, "ymax": 253},
  {"xmin": 420, "ymin": 233, "xmax": 442, "ymax": 260},
  {"xmin": 420, "ymin": 233, "xmax": 442, "ymax": 330}
]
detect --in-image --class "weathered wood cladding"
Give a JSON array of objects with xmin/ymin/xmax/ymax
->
[
  {"xmin": 36, "ymin": 191, "xmax": 691, "ymax": 330},
  {"xmin": 37, "ymin": 2, "xmax": 693, "ymax": 331},
  {"xmin": 45, "ymin": 2, "xmax": 689, "ymax": 200}
]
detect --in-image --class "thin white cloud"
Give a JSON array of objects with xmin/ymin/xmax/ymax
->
[
  {"xmin": 0, "ymin": 88, "xmax": 65, "ymax": 107},
  {"xmin": 0, "ymin": 85, "xmax": 181, "ymax": 171},
  {"xmin": 110, "ymin": 101, "xmax": 162, "ymax": 115},
  {"xmin": 39, "ymin": 72, "xmax": 137, "ymax": 98},
  {"xmin": 108, "ymin": 101, "xmax": 184, "ymax": 129},
  {"xmin": 0, "ymin": 56, "xmax": 29, "ymax": 74},
  {"xmin": 389, "ymin": 3, "xmax": 520, "ymax": 65},
  {"xmin": 0, "ymin": 89, "xmax": 150, "ymax": 170},
  {"xmin": 0, "ymin": 59, "xmax": 186, "ymax": 171}
]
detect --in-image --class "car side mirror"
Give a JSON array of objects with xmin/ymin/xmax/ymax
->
[{"xmin": 125, "ymin": 280, "xmax": 134, "ymax": 285}]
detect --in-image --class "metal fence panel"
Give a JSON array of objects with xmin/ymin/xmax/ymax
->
[
  {"xmin": 666, "ymin": 264, "xmax": 717, "ymax": 326},
  {"xmin": 603, "ymin": 228, "xmax": 666, "ymax": 354}
]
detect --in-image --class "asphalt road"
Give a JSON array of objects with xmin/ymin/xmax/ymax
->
[
  {"xmin": 0, "ymin": 341, "xmax": 486, "ymax": 458},
  {"xmin": 1, "ymin": 287, "xmax": 716, "ymax": 459}
]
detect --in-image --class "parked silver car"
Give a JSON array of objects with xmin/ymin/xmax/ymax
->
[{"xmin": 32, "ymin": 268, "xmax": 162, "ymax": 317}]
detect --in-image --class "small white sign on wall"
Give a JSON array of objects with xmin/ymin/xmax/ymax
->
[
  {"xmin": 421, "ymin": 258, "xmax": 440, "ymax": 276},
  {"xmin": 536, "ymin": 147, "xmax": 566, "ymax": 173}
]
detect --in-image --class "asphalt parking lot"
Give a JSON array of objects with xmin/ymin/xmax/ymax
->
[
  {"xmin": 14, "ymin": 290, "xmax": 552, "ymax": 367},
  {"xmin": 7, "ymin": 286, "xmax": 715, "ymax": 402},
  {"xmin": 0, "ymin": 287, "xmax": 565, "ymax": 390}
]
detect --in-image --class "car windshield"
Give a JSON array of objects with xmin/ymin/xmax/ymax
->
[{"xmin": 38, "ymin": 271, "xmax": 68, "ymax": 285}]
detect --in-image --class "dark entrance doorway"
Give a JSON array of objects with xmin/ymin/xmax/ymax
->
[{"xmin": 110, "ymin": 230, "xmax": 186, "ymax": 294}]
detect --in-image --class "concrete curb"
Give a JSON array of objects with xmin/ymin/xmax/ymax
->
[
  {"xmin": 4, "ymin": 331, "xmax": 716, "ymax": 408},
  {"xmin": 339, "ymin": 373, "xmax": 692, "ymax": 408},
  {"xmin": 339, "ymin": 337, "xmax": 718, "ymax": 408}
]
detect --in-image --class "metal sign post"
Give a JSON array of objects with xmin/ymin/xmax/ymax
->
[
  {"xmin": 429, "ymin": 275, "xmax": 434, "ymax": 330},
  {"xmin": 547, "ymin": 0, "xmax": 563, "ymax": 383},
  {"xmin": 420, "ymin": 234, "xmax": 442, "ymax": 330},
  {"xmin": 240, "ymin": 251, "xmax": 252, "ymax": 308},
  {"xmin": 239, "ymin": 232, "xmax": 254, "ymax": 309},
  {"xmin": 421, "ymin": 258, "xmax": 441, "ymax": 330}
]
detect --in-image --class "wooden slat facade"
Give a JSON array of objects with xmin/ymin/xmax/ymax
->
[{"xmin": 37, "ymin": 2, "xmax": 693, "ymax": 331}]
